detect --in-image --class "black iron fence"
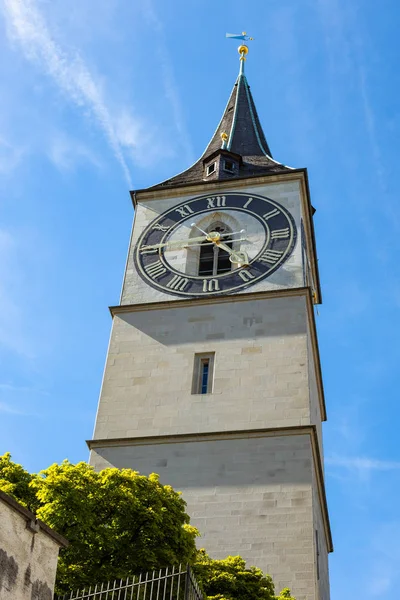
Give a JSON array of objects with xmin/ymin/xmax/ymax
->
[{"xmin": 56, "ymin": 565, "xmax": 203, "ymax": 600}]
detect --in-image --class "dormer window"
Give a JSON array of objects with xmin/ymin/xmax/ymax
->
[
  {"xmin": 223, "ymin": 160, "xmax": 235, "ymax": 173},
  {"xmin": 206, "ymin": 163, "xmax": 216, "ymax": 176}
]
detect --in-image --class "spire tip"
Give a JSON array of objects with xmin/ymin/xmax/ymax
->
[
  {"xmin": 238, "ymin": 45, "xmax": 248, "ymax": 75},
  {"xmin": 238, "ymin": 44, "xmax": 249, "ymax": 57}
]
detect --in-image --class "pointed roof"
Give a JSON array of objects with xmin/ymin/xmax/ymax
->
[{"xmin": 148, "ymin": 47, "xmax": 291, "ymax": 190}]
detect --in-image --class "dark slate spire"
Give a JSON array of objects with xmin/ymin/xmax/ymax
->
[{"xmin": 149, "ymin": 45, "xmax": 290, "ymax": 190}]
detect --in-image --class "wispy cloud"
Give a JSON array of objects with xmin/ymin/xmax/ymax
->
[
  {"xmin": 48, "ymin": 132, "xmax": 102, "ymax": 172},
  {"xmin": 0, "ymin": 401, "xmax": 32, "ymax": 415},
  {"xmin": 327, "ymin": 455, "xmax": 400, "ymax": 472},
  {"xmin": 0, "ymin": 136, "xmax": 24, "ymax": 173},
  {"xmin": 2, "ymin": 0, "xmax": 133, "ymax": 186},
  {"xmin": 0, "ymin": 382, "xmax": 48, "ymax": 394},
  {"xmin": 369, "ymin": 571, "xmax": 393, "ymax": 596},
  {"xmin": 141, "ymin": 0, "xmax": 194, "ymax": 164},
  {"xmin": 315, "ymin": 0, "xmax": 391, "ymax": 222},
  {"xmin": 0, "ymin": 228, "xmax": 43, "ymax": 358},
  {"xmin": 114, "ymin": 110, "xmax": 173, "ymax": 168}
]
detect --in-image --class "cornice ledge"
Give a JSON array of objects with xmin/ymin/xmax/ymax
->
[
  {"xmin": 131, "ymin": 169, "xmax": 308, "ymax": 203},
  {"xmin": 0, "ymin": 490, "xmax": 69, "ymax": 547},
  {"xmin": 87, "ymin": 425, "xmax": 314, "ymax": 449},
  {"xmin": 110, "ymin": 286, "xmax": 310, "ymax": 315}
]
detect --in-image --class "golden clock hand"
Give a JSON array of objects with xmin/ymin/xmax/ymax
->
[
  {"xmin": 141, "ymin": 235, "xmax": 208, "ymax": 251},
  {"xmin": 215, "ymin": 241, "xmax": 249, "ymax": 266},
  {"xmin": 191, "ymin": 223, "xmax": 246, "ymax": 241},
  {"xmin": 215, "ymin": 241, "xmax": 235, "ymax": 254}
]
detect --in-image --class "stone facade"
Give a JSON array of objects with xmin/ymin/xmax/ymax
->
[
  {"xmin": 90, "ymin": 289, "xmax": 331, "ymax": 600},
  {"xmin": 90, "ymin": 168, "xmax": 331, "ymax": 599},
  {"xmin": 90, "ymin": 431, "xmax": 326, "ymax": 600},
  {"xmin": 93, "ymin": 293, "xmax": 323, "ymax": 440},
  {"xmin": 0, "ymin": 490, "xmax": 67, "ymax": 600}
]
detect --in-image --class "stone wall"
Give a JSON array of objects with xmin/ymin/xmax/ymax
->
[
  {"xmin": 90, "ymin": 431, "xmax": 323, "ymax": 600},
  {"xmin": 0, "ymin": 490, "xmax": 67, "ymax": 600},
  {"xmin": 93, "ymin": 293, "xmax": 323, "ymax": 440}
]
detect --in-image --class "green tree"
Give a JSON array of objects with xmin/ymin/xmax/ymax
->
[
  {"xmin": 0, "ymin": 452, "xmax": 37, "ymax": 510},
  {"xmin": 0, "ymin": 454, "xmax": 295, "ymax": 600},
  {"xmin": 194, "ymin": 550, "xmax": 295, "ymax": 600},
  {"xmin": 0, "ymin": 454, "xmax": 197, "ymax": 594}
]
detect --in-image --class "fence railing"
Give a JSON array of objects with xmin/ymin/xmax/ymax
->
[{"xmin": 56, "ymin": 565, "xmax": 203, "ymax": 600}]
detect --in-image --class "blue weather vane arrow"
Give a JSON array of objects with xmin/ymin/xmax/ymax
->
[
  {"xmin": 225, "ymin": 31, "xmax": 254, "ymax": 41},
  {"xmin": 225, "ymin": 31, "xmax": 253, "ymax": 76}
]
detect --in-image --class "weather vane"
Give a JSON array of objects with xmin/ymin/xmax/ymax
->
[
  {"xmin": 225, "ymin": 32, "xmax": 254, "ymax": 41},
  {"xmin": 226, "ymin": 32, "xmax": 253, "ymax": 69}
]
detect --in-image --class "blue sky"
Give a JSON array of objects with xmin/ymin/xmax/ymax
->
[{"xmin": 0, "ymin": 0, "xmax": 399, "ymax": 597}]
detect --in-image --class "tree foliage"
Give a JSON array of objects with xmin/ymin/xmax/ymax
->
[
  {"xmin": 194, "ymin": 550, "xmax": 295, "ymax": 600},
  {"xmin": 0, "ymin": 455, "xmax": 197, "ymax": 593},
  {"xmin": 0, "ymin": 454, "xmax": 295, "ymax": 600},
  {"xmin": 0, "ymin": 452, "xmax": 37, "ymax": 510}
]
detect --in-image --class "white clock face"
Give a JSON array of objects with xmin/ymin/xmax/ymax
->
[{"xmin": 134, "ymin": 192, "xmax": 297, "ymax": 297}]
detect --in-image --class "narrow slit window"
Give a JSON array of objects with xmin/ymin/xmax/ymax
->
[
  {"xmin": 192, "ymin": 353, "xmax": 215, "ymax": 394},
  {"xmin": 315, "ymin": 530, "xmax": 320, "ymax": 580},
  {"xmin": 200, "ymin": 360, "xmax": 210, "ymax": 394}
]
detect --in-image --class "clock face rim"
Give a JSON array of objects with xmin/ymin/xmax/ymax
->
[{"xmin": 134, "ymin": 191, "xmax": 297, "ymax": 298}]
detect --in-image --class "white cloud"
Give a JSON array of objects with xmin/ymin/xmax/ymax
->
[
  {"xmin": 48, "ymin": 132, "xmax": 102, "ymax": 172},
  {"xmin": 0, "ymin": 228, "xmax": 41, "ymax": 358},
  {"xmin": 2, "ymin": 0, "xmax": 133, "ymax": 185},
  {"xmin": 327, "ymin": 455, "xmax": 400, "ymax": 472},
  {"xmin": 0, "ymin": 136, "xmax": 24, "ymax": 173},
  {"xmin": 369, "ymin": 572, "xmax": 393, "ymax": 596},
  {"xmin": 141, "ymin": 0, "xmax": 194, "ymax": 164},
  {"xmin": 0, "ymin": 401, "xmax": 31, "ymax": 415},
  {"xmin": 114, "ymin": 110, "xmax": 174, "ymax": 168}
]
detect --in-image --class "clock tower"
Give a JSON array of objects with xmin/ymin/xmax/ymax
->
[{"xmin": 89, "ymin": 45, "xmax": 332, "ymax": 600}]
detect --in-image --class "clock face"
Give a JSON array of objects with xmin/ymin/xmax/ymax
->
[{"xmin": 134, "ymin": 192, "xmax": 297, "ymax": 297}]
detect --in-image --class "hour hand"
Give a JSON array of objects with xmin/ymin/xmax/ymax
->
[
  {"xmin": 140, "ymin": 235, "xmax": 208, "ymax": 252},
  {"xmin": 216, "ymin": 241, "xmax": 249, "ymax": 266}
]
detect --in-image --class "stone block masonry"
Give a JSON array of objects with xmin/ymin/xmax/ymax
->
[
  {"xmin": 89, "ymin": 289, "xmax": 331, "ymax": 600},
  {"xmin": 93, "ymin": 292, "xmax": 324, "ymax": 442},
  {"xmin": 90, "ymin": 430, "xmax": 328, "ymax": 600}
]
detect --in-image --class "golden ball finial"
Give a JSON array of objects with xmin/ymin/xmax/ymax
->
[
  {"xmin": 238, "ymin": 44, "xmax": 249, "ymax": 57},
  {"xmin": 221, "ymin": 132, "xmax": 228, "ymax": 142}
]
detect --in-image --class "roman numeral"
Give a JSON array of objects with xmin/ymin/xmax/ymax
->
[
  {"xmin": 166, "ymin": 275, "xmax": 190, "ymax": 291},
  {"xmin": 259, "ymin": 249, "xmax": 283, "ymax": 264},
  {"xmin": 145, "ymin": 260, "xmax": 167, "ymax": 279},
  {"xmin": 152, "ymin": 224, "xmax": 170, "ymax": 232},
  {"xmin": 206, "ymin": 196, "xmax": 226, "ymax": 209},
  {"xmin": 175, "ymin": 205, "xmax": 194, "ymax": 218},
  {"xmin": 243, "ymin": 197, "xmax": 253, "ymax": 209},
  {"xmin": 203, "ymin": 278, "xmax": 220, "ymax": 292},
  {"xmin": 270, "ymin": 228, "xmax": 290, "ymax": 239},
  {"xmin": 238, "ymin": 270, "xmax": 255, "ymax": 282},
  {"xmin": 263, "ymin": 208, "xmax": 280, "ymax": 221}
]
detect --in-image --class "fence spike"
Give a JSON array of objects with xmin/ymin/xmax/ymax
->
[{"xmin": 58, "ymin": 566, "xmax": 203, "ymax": 600}]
